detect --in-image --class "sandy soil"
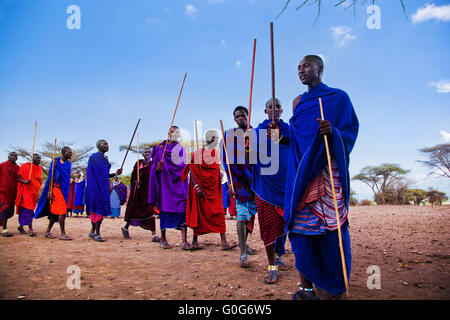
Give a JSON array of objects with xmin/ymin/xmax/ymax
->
[{"xmin": 0, "ymin": 205, "xmax": 449, "ymax": 300}]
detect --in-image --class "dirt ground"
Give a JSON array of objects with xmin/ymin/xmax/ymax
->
[{"xmin": 0, "ymin": 205, "xmax": 449, "ymax": 300}]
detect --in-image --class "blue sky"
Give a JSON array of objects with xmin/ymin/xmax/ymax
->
[{"xmin": 0, "ymin": 0, "xmax": 449, "ymax": 200}]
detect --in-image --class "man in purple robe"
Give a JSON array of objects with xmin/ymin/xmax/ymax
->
[{"xmin": 148, "ymin": 126, "xmax": 191, "ymax": 250}]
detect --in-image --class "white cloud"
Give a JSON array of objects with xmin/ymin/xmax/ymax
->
[
  {"xmin": 185, "ymin": 4, "xmax": 198, "ymax": 18},
  {"xmin": 235, "ymin": 60, "xmax": 241, "ymax": 68},
  {"xmin": 428, "ymin": 79, "xmax": 450, "ymax": 93},
  {"xmin": 412, "ymin": 3, "xmax": 450, "ymax": 23},
  {"xmin": 330, "ymin": 26, "xmax": 356, "ymax": 47},
  {"xmin": 440, "ymin": 130, "xmax": 450, "ymax": 143},
  {"xmin": 220, "ymin": 40, "xmax": 226, "ymax": 46}
]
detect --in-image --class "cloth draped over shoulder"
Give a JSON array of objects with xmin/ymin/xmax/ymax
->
[
  {"xmin": 35, "ymin": 158, "xmax": 71, "ymax": 219},
  {"xmin": 251, "ymin": 119, "xmax": 290, "ymax": 208},
  {"xmin": 284, "ymin": 83, "xmax": 359, "ymax": 232},
  {"xmin": 147, "ymin": 141, "xmax": 187, "ymax": 213},
  {"xmin": 73, "ymin": 179, "xmax": 86, "ymax": 206},
  {"xmin": 113, "ymin": 182, "xmax": 127, "ymax": 206},
  {"xmin": 182, "ymin": 148, "xmax": 225, "ymax": 234},
  {"xmin": 16, "ymin": 163, "xmax": 42, "ymax": 211},
  {"xmin": 0, "ymin": 160, "xmax": 20, "ymax": 211},
  {"xmin": 86, "ymin": 152, "xmax": 112, "ymax": 217}
]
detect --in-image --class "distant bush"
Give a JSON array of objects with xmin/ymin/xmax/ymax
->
[{"xmin": 359, "ymin": 199, "xmax": 373, "ymax": 206}]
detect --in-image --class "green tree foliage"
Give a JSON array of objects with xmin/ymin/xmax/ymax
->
[
  {"xmin": 427, "ymin": 188, "xmax": 448, "ymax": 205},
  {"xmin": 418, "ymin": 144, "xmax": 450, "ymax": 179},
  {"xmin": 352, "ymin": 163, "xmax": 409, "ymax": 205},
  {"xmin": 349, "ymin": 189, "xmax": 358, "ymax": 206},
  {"xmin": 409, "ymin": 188, "xmax": 428, "ymax": 206}
]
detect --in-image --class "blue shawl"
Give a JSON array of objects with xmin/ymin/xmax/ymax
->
[
  {"xmin": 251, "ymin": 119, "xmax": 290, "ymax": 208},
  {"xmin": 284, "ymin": 83, "xmax": 359, "ymax": 231},
  {"xmin": 35, "ymin": 158, "xmax": 71, "ymax": 219},
  {"xmin": 86, "ymin": 152, "xmax": 112, "ymax": 216}
]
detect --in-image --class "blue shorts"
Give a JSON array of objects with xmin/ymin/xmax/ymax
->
[{"xmin": 236, "ymin": 200, "xmax": 257, "ymax": 222}]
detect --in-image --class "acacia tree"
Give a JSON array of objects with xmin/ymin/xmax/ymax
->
[
  {"xmin": 352, "ymin": 163, "xmax": 409, "ymax": 205},
  {"xmin": 418, "ymin": 144, "xmax": 450, "ymax": 179},
  {"xmin": 10, "ymin": 141, "xmax": 93, "ymax": 177},
  {"xmin": 427, "ymin": 188, "xmax": 448, "ymax": 206},
  {"xmin": 409, "ymin": 188, "xmax": 428, "ymax": 206}
]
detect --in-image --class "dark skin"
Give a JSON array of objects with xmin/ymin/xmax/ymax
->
[
  {"xmin": 46, "ymin": 148, "xmax": 72, "ymax": 239},
  {"xmin": 0, "ymin": 153, "xmax": 18, "ymax": 231},
  {"xmin": 265, "ymin": 99, "xmax": 290, "ymax": 146},
  {"xmin": 294, "ymin": 57, "xmax": 332, "ymax": 137}
]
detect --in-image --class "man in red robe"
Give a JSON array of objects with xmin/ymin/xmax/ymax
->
[
  {"xmin": 16, "ymin": 154, "xmax": 43, "ymax": 236},
  {"xmin": 0, "ymin": 152, "xmax": 20, "ymax": 237},
  {"xmin": 183, "ymin": 129, "xmax": 234, "ymax": 250}
]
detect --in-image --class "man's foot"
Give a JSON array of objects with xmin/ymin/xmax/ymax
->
[
  {"xmin": 1, "ymin": 230, "xmax": 13, "ymax": 237},
  {"xmin": 246, "ymin": 245, "xmax": 257, "ymax": 255},
  {"xmin": 121, "ymin": 227, "xmax": 131, "ymax": 239},
  {"xmin": 88, "ymin": 232, "xmax": 95, "ymax": 239},
  {"xmin": 181, "ymin": 242, "xmax": 194, "ymax": 250},
  {"xmin": 263, "ymin": 267, "xmax": 279, "ymax": 284},
  {"xmin": 151, "ymin": 234, "xmax": 161, "ymax": 242},
  {"xmin": 44, "ymin": 232, "xmax": 56, "ymax": 239},
  {"xmin": 292, "ymin": 288, "xmax": 319, "ymax": 300},
  {"xmin": 159, "ymin": 240, "xmax": 172, "ymax": 249},
  {"xmin": 60, "ymin": 234, "xmax": 73, "ymax": 241},
  {"xmin": 94, "ymin": 235, "xmax": 105, "ymax": 242},
  {"xmin": 239, "ymin": 254, "xmax": 251, "ymax": 268},
  {"xmin": 191, "ymin": 242, "xmax": 203, "ymax": 250},
  {"xmin": 18, "ymin": 226, "xmax": 27, "ymax": 234},
  {"xmin": 222, "ymin": 242, "xmax": 238, "ymax": 251},
  {"xmin": 275, "ymin": 257, "xmax": 289, "ymax": 271},
  {"xmin": 28, "ymin": 231, "xmax": 36, "ymax": 237}
]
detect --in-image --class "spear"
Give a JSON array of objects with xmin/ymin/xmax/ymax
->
[
  {"xmin": 28, "ymin": 121, "xmax": 37, "ymax": 180},
  {"xmin": 48, "ymin": 138, "xmax": 57, "ymax": 205},
  {"xmin": 220, "ymin": 120, "xmax": 235, "ymax": 197},
  {"xmin": 120, "ymin": 118, "xmax": 141, "ymax": 172},
  {"xmin": 161, "ymin": 73, "xmax": 187, "ymax": 164},
  {"xmin": 270, "ymin": 22, "xmax": 276, "ymax": 126},
  {"xmin": 319, "ymin": 97, "xmax": 350, "ymax": 296}
]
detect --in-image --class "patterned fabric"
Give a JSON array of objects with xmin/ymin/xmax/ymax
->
[
  {"xmin": 256, "ymin": 195, "xmax": 285, "ymax": 247},
  {"xmin": 113, "ymin": 183, "xmax": 127, "ymax": 206},
  {"xmin": 110, "ymin": 189, "xmax": 121, "ymax": 209},
  {"xmin": 236, "ymin": 200, "xmax": 257, "ymax": 222},
  {"xmin": 50, "ymin": 185, "xmax": 68, "ymax": 215},
  {"xmin": 18, "ymin": 206, "xmax": 34, "ymax": 226}
]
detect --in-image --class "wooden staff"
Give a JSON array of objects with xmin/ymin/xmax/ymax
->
[
  {"xmin": 318, "ymin": 97, "xmax": 350, "ymax": 296},
  {"xmin": 161, "ymin": 73, "xmax": 187, "ymax": 163},
  {"xmin": 220, "ymin": 120, "xmax": 235, "ymax": 197},
  {"xmin": 247, "ymin": 39, "xmax": 257, "ymax": 129},
  {"xmin": 194, "ymin": 120, "xmax": 200, "ymax": 163},
  {"xmin": 29, "ymin": 121, "xmax": 37, "ymax": 180},
  {"xmin": 137, "ymin": 133, "xmax": 140, "ymax": 185},
  {"xmin": 48, "ymin": 138, "xmax": 57, "ymax": 205},
  {"xmin": 120, "ymin": 118, "xmax": 141, "ymax": 171},
  {"xmin": 270, "ymin": 22, "xmax": 276, "ymax": 125}
]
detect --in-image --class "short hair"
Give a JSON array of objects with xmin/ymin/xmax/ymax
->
[
  {"xmin": 204, "ymin": 129, "xmax": 219, "ymax": 140},
  {"xmin": 303, "ymin": 55, "xmax": 324, "ymax": 69},
  {"xmin": 96, "ymin": 139, "xmax": 107, "ymax": 149},
  {"xmin": 32, "ymin": 153, "xmax": 41, "ymax": 158},
  {"xmin": 61, "ymin": 146, "xmax": 71, "ymax": 154},
  {"xmin": 170, "ymin": 125, "xmax": 179, "ymax": 131},
  {"xmin": 265, "ymin": 98, "xmax": 281, "ymax": 108},
  {"xmin": 233, "ymin": 106, "xmax": 248, "ymax": 116}
]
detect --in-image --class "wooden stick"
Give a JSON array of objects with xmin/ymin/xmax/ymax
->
[
  {"xmin": 137, "ymin": 133, "xmax": 140, "ymax": 185},
  {"xmin": 247, "ymin": 39, "xmax": 257, "ymax": 129},
  {"xmin": 161, "ymin": 73, "xmax": 187, "ymax": 163},
  {"xmin": 219, "ymin": 120, "xmax": 235, "ymax": 197},
  {"xmin": 29, "ymin": 121, "xmax": 37, "ymax": 180},
  {"xmin": 48, "ymin": 138, "xmax": 57, "ymax": 205},
  {"xmin": 270, "ymin": 22, "xmax": 276, "ymax": 125},
  {"xmin": 120, "ymin": 118, "xmax": 141, "ymax": 171},
  {"xmin": 318, "ymin": 97, "xmax": 350, "ymax": 296}
]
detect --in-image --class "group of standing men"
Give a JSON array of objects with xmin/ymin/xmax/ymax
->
[{"xmin": 0, "ymin": 55, "xmax": 359, "ymax": 300}]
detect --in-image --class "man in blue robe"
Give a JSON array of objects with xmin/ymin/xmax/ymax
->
[
  {"xmin": 86, "ymin": 140, "xmax": 122, "ymax": 242},
  {"xmin": 285, "ymin": 55, "xmax": 359, "ymax": 300}
]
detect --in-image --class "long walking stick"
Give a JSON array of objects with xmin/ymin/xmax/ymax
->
[
  {"xmin": 48, "ymin": 138, "xmax": 57, "ymax": 205},
  {"xmin": 137, "ymin": 133, "xmax": 140, "ymax": 185},
  {"xmin": 318, "ymin": 97, "xmax": 350, "ymax": 296},
  {"xmin": 120, "ymin": 118, "xmax": 141, "ymax": 172},
  {"xmin": 220, "ymin": 120, "xmax": 235, "ymax": 197},
  {"xmin": 270, "ymin": 22, "xmax": 277, "ymax": 126},
  {"xmin": 247, "ymin": 39, "xmax": 257, "ymax": 129},
  {"xmin": 161, "ymin": 73, "xmax": 187, "ymax": 163},
  {"xmin": 29, "ymin": 121, "xmax": 37, "ymax": 180}
]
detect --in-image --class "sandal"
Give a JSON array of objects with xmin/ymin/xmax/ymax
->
[
  {"xmin": 60, "ymin": 234, "xmax": 73, "ymax": 241},
  {"xmin": 239, "ymin": 254, "xmax": 251, "ymax": 268},
  {"xmin": 94, "ymin": 235, "xmax": 105, "ymax": 242},
  {"xmin": 181, "ymin": 242, "xmax": 194, "ymax": 251},
  {"xmin": 246, "ymin": 245, "xmax": 257, "ymax": 255},
  {"xmin": 28, "ymin": 231, "xmax": 36, "ymax": 237},
  {"xmin": 44, "ymin": 232, "xmax": 56, "ymax": 239},
  {"xmin": 121, "ymin": 227, "xmax": 131, "ymax": 239},
  {"xmin": 292, "ymin": 287, "xmax": 319, "ymax": 300},
  {"xmin": 263, "ymin": 266, "xmax": 279, "ymax": 284},
  {"xmin": 159, "ymin": 240, "xmax": 172, "ymax": 249},
  {"xmin": 88, "ymin": 232, "xmax": 95, "ymax": 239},
  {"xmin": 275, "ymin": 257, "xmax": 289, "ymax": 271},
  {"xmin": 222, "ymin": 243, "xmax": 238, "ymax": 251},
  {"xmin": 151, "ymin": 235, "xmax": 160, "ymax": 243},
  {"xmin": 18, "ymin": 226, "xmax": 27, "ymax": 234}
]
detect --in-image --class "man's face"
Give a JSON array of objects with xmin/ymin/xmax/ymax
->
[
  {"xmin": 206, "ymin": 134, "xmax": 218, "ymax": 148},
  {"xmin": 234, "ymin": 110, "xmax": 248, "ymax": 128},
  {"xmin": 265, "ymin": 100, "xmax": 283, "ymax": 121},
  {"xmin": 143, "ymin": 148, "xmax": 151, "ymax": 161},
  {"xmin": 8, "ymin": 152, "xmax": 17, "ymax": 163},
  {"xmin": 33, "ymin": 155, "xmax": 41, "ymax": 166},
  {"xmin": 77, "ymin": 172, "xmax": 81, "ymax": 178},
  {"xmin": 169, "ymin": 128, "xmax": 180, "ymax": 142},
  {"xmin": 98, "ymin": 140, "xmax": 109, "ymax": 153},
  {"xmin": 62, "ymin": 148, "xmax": 73, "ymax": 161},
  {"xmin": 298, "ymin": 58, "xmax": 322, "ymax": 85}
]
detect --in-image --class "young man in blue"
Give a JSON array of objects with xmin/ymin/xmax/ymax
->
[{"xmin": 285, "ymin": 55, "xmax": 359, "ymax": 300}]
